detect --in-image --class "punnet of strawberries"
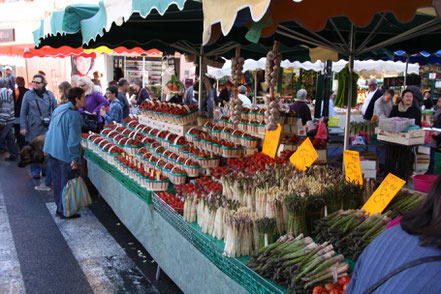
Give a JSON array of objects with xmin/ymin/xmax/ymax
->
[{"xmin": 157, "ymin": 192, "xmax": 184, "ymax": 215}]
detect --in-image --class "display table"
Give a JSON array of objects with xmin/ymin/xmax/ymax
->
[{"xmin": 85, "ymin": 149, "xmax": 285, "ymax": 294}]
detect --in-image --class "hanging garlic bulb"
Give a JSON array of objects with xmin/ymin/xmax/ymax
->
[
  {"xmin": 264, "ymin": 42, "xmax": 282, "ymax": 131},
  {"xmin": 231, "ymin": 56, "xmax": 245, "ymax": 124}
]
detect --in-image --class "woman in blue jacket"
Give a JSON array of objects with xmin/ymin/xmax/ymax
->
[
  {"xmin": 43, "ymin": 87, "xmax": 85, "ymax": 219},
  {"xmin": 347, "ymin": 175, "xmax": 441, "ymax": 293}
]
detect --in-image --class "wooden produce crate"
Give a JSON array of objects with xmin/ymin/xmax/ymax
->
[{"xmin": 375, "ymin": 128, "xmax": 425, "ymax": 146}]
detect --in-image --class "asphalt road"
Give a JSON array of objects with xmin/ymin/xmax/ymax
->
[{"xmin": 0, "ymin": 154, "xmax": 182, "ymax": 294}]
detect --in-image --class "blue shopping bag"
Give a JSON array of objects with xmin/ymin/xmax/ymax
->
[{"xmin": 61, "ymin": 176, "xmax": 92, "ymax": 217}]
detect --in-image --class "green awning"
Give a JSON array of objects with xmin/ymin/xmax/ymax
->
[{"xmin": 33, "ymin": 3, "xmax": 100, "ymax": 47}]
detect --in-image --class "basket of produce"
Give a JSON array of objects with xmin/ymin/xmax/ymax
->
[
  {"xmin": 241, "ymin": 133, "xmax": 259, "ymax": 149},
  {"xmin": 169, "ymin": 136, "xmax": 186, "ymax": 153},
  {"xmin": 169, "ymin": 166, "xmax": 187, "ymax": 185},
  {"xmin": 218, "ymin": 116, "xmax": 229, "ymax": 128},
  {"xmin": 144, "ymin": 173, "xmax": 169, "ymax": 191},
  {"xmin": 220, "ymin": 127, "xmax": 233, "ymax": 140},
  {"xmin": 221, "ymin": 143, "xmax": 243, "ymax": 158},
  {"xmin": 198, "ymin": 155, "xmax": 221, "ymax": 169},
  {"xmin": 183, "ymin": 158, "xmax": 201, "ymax": 177},
  {"xmin": 155, "ymin": 192, "xmax": 185, "ymax": 215},
  {"xmin": 230, "ymin": 130, "xmax": 244, "ymax": 145},
  {"xmin": 196, "ymin": 114, "xmax": 210, "ymax": 126}
]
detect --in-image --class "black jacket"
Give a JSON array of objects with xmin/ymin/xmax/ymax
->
[
  {"xmin": 389, "ymin": 104, "xmax": 422, "ymax": 126},
  {"xmin": 14, "ymin": 86, "xmax": 29, "ymax": 118},
  {"xmin": 363, "ymin": 89, "xmax": 383, "ymax": 120}
]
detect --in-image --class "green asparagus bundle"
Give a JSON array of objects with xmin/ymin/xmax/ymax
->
[
  {"xmin": 285, "ymin": 193, "xmax": 308, "ymax": 237},
  {"xmin": 306, "ymin": 194, "xmax": 325, "ymax": 233},
  {"xmin": 341, "ymin": 181, "xmax": 364, "ymax": 210},
  {"xmin": 256, "ymin": 217, "xmax": 277, "ymax": 249},
  {"xmin": 313, "ymin": 210, "xmax": 392, "ymax": 261},
  {"xmin": 322, "ymin": 185, "xmax": 343, "ymax": 215},
  {"xmin": 248, "ymin": 234, "xmax": 349, "ymax": 294},
  {"xmin": 385, "ymin": 190, "xmax": 424, "ymax": 219}
]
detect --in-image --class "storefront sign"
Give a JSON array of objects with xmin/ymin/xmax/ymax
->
[
  {"xmin": 0, "ymin": 29, "xmax": 15, "ymax": 43},
  {"xmin": 289, "ymin": 137, "xmax": 318, "ymax": 171},
  {"xmin": 429, "ymin": 73, "xmax": 436, "ymax": 80},
  {"xmin": 343, "ymin": 150, "xmax": 363, "ymax": 185},
  {"xmin": 361, "ymin": 173, "xmax": 405, "ymax": 215},
  {"xmin": 262, "ymin": 123, "xmax": 282, "ymax": 158}
]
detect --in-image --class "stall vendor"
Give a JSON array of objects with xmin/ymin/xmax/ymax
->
[{"xmin": 389, "ymin": 89, "xmax": 422, "ymax": 126}]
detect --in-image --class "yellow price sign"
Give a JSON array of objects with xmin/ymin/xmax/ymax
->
[
  {"xmin": 262, "ymin": 123, "xmax": 282, "ymax": 158},
  {"xmin": 343, "ymin": 150, "xmax": 363, "ymax": 186},
  {"xmin": 289, "ymin": 137, "xmax": 318, "ymax": 171},
  {"xmin": 361, "ymin": 173, "xmax": 405, "ymax": 215}
]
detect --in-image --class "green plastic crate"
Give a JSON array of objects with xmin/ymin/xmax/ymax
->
[
  {"xmin": 151, "ymin": 193, "xmax": 286, "ymax": 294},
  {"xmin": 84, "ymin": 148, "xmax": 152, "ymax": 204}
]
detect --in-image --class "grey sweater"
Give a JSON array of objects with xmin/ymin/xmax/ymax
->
[{"xmin": 0, "ymin": 88, "xmax": 15, "ymax": 124}]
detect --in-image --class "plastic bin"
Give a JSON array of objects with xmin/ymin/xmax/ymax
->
[{"xmin": 413, "ymin": 174, "xmax": 439, "ymax": 193}]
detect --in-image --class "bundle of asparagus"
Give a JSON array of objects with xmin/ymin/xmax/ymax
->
[
  {"xmin": 322, "ymin": 185, "xmax": 343, "ymax": 215},
  {"xmin": 385, "ymin": 190, "xmax": 424, "ymax": 219},
  {"xmin": 285, "ymin": 193, "xmax": 308, "ymax": 237},
  {"xmin": 314, "ymin": 210, "xmax": 392, "ymax": 261},
  {"xmin": 256, "ymin": 217, "xmax": 277, "ymax": 249},
  {"xmin": 183, "ymin": 192, "xmax": 199, "ymax": 222},
  {"xmin": 248, "ymin": 234, "xmax": 349, "ymax": 293},
  {"xmin": 341, "ymin": 181, "xmax": 364, "ymax": 210},
  {"xmin": 223, "ymin": 207, "xmax": 258, "ymax": 257}
]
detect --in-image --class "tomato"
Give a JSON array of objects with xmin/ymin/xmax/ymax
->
[
  {"xmin": 328, "ymin": 290, "xmax": 342, "ymax": 294},
  {"xmin": 343, "ymin": 283, "xmax": 348, "ymax": 292},
  {"xmin": 312, "ymin": 286, "xmax": 327, "ymax": 294},
  {"xmin": 338, "ymin": 276, "xmax": 350, "ymax": 287},
  {"xmin": 324, "ymin": 284, "xmax": 335, "ymax": 291}
]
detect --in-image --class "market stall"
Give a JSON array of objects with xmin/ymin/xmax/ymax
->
[{"xmin": 79, "ymin": 110, "xmax": 427, "ymax": 293}]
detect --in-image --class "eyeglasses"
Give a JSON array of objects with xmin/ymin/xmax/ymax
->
[{"xmin": 32, "ymin": 81, "xmax": 43, "ymax": 84}]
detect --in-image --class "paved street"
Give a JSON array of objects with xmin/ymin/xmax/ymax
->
[{"xmin": 0, "ymin": 155, "xmax": 182, "ymax": 294}]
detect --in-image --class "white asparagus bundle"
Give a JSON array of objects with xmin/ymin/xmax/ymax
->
[{"xmin": 183, "ymin": 193, "xmax": 199, "ymax": 222}]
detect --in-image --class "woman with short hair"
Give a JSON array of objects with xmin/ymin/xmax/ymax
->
[{"xmin": 76, "ymin": 76, "xmax": 109, "ymax": 132}]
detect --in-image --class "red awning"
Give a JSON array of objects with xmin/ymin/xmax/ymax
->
[{"xmin": 0, "ymin": 44, "xmax": 161, "ymax": 58}]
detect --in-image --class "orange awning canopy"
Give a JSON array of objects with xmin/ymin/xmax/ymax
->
[{"xmin": 0, "ymin": 44, "xmax": 161, "ymax": 58}]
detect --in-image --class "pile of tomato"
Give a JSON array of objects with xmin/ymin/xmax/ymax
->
[{"xmin": 312, "ymin": 276, "xmax": 351, "ymax": 294}]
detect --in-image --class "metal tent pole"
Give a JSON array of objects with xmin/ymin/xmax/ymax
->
[
  {"xmin": 198, "ymin": 48, "xmax": 203, "ymax": 111},
  {"xmin": 253, "ymin": 71, "xmax": 257, "ymax": 105},
  {"xmin": 404, "ymin": 55, "xmax": 409, "ymax": 87}
]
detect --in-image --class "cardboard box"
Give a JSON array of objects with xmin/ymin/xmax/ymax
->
[
  {"xmin": 360, "ymin": 160, "xmax": 377, "ymax": 170},
  {"xmin": 362, "ymin": 169, "xmax": 377, "ymax": 179},
  {"xmin": 316, "ymin": 149, "xmax": 327, "ymax": 163}
]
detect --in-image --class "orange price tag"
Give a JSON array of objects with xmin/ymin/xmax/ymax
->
[
  {"xmin": 262, "ymin": 123, "xmax": 282, "ymax": 158},
  {"xmin": 289, "ymin": 137, "xmax": 318, "ymax": 171},
  {"xmin": 343, "ymin": 150, "xmax": 363, "ymax": 186},
  {"xmin": 361, "ymin": 173, "xmax": 405, "ymax": 215}
]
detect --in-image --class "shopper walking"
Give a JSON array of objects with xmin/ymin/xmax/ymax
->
[
  {"xmin": 76, "ymin": 76, "xmax": 109, "ymax": 132},
  {"xmin": 347, "ymin": 175, "xmax": 441, "ymax": 293},
  {"xmin": 238, "ymin": 85, "xmax": 252, "ymax": 109},
  {"xmin": 43, "ymin": 87, "xmax": 84, "ymax": 219},
  {"xmin": 101, "ymin": 86, "xmax": 123, "ymax": 124},
  {"xmin": 20, "ymin": 74, "xmax": 57, "ymax": 179},
  {"xmin": 0, "ymin": 78, "xmax": 19, "ymax": 161},
  {"xmin": 13, "ymin": 77, "xmax": 29, "ymax": 150},
  {"xmin": 117, "ymin": 79, "xmax": 130, "ymax": 118}
]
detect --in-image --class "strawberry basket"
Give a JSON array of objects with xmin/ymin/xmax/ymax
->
[
  {"xmin": 183, "ymin": 158, "xmax": 201, "ymax": 177},
  {"xmin": 169, "ymin": 167, "xmax": 187, "ymax": 185}
]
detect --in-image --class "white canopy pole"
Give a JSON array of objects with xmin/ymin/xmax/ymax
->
[
  {"xmin": 404, "ymin": 55, "xmax": 409, "ymax": 88},
  {"xmin": 198, "ymin": 48, "xmax": 203, "ymax": 111}
]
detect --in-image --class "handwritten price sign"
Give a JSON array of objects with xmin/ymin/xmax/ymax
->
[
  {"xmin": 262, "ymin": 123, "xmax": 282, "ymax": 158},
  {"xmin": 343, "ymin": 150, "xmax": 363, "ymax": 186},
  {"xmin": 361, "ymin": 173, "xmax": 405, "ymax": 215},
  {"xmin": 289, "ymin": 137, "xmax": 318, "ymax": 171}
]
